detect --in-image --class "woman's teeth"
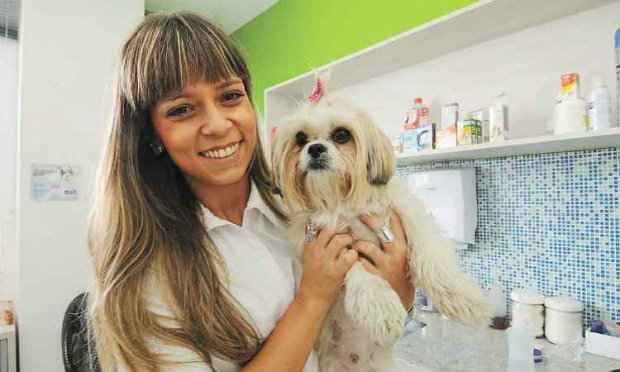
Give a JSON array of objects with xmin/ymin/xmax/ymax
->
[{"xmin": 200, "ymin": 142, "xmax": 240, "ymax": 159}]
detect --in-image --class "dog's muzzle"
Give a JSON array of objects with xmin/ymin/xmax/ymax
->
[{"xmin": 307, "ymin": 143, "xmax": 329, "ymax": 170}]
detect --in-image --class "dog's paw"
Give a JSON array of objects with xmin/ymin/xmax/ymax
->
[{"xmin": 344, "ymin": 263, "xmax": 406, "ymax": 345}]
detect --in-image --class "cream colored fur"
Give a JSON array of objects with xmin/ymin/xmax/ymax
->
[{"xmin": 271, "ymin": 96, "xmax": 491, "ymax": 372}]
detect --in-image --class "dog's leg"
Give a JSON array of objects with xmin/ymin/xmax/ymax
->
[
  {"xmin": 391, "ymin": 184, "xmax": 491, "ymax": 326},
  {"xmin": 343, "ymin": 262, "xmax": 406, "ymax": 345}
]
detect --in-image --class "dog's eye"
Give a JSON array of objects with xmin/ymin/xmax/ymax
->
[
  {"xmin": 331, "ymin": 128, "xmax": 351, "ymax": 144},
  {"xmin": 295, "ymin": 131, "xmax": 309, "ymax": 147}
]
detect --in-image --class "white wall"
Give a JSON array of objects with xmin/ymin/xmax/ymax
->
[
  {"xmin": 334, "ymin": 2, "xmax": 620, "ymax": 140},
  {"xmin": 17, "ymin": 1, "xmax": 144, "ymax": 371},
  {"xmin": 0, "ymin": 37, "xmax": 18, "ymax": 302}
]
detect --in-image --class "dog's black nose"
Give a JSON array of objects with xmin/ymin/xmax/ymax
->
[{"xmin": 307, "ymin": 143, "xmax": 327, "ymax": 159}]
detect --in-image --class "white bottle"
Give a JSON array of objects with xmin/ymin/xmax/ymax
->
[
  {"xmin": 489, "ymin": 92, "xmax": 509, "ymax": 141},
  {"xmin": 587, "ymin": 76, "xmax": 612, "ymax": 130},
  {"xmin": 506, "ymin": 325, "xmax": 536, "ymax": 372}
]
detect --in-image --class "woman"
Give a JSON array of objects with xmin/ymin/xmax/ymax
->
[{"xmin": 88, "ymin": 12, "xmax": 414, "ymax": 372}]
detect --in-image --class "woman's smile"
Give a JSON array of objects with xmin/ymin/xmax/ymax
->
[{"xmin": 199, "ymin": 140, "xmax": 242, "ymax": 160}]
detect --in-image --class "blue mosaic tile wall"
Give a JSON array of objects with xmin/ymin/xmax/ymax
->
[{"xmin": 397, "ymin": 147, "xmax": 620, "ymax": 325}]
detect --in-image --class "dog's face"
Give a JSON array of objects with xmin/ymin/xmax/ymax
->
[{"xmin": 272, "ymin": 96, "xmax": 395, "ymax": 213}]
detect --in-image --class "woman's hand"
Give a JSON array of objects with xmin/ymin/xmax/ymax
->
[
  {"xmin": 353, "ymin": 211, "xmax": 415, "ymax": 310},
  {"xmin": 298, "ymin": 228, "xmax": 359, "ymax": 312}
]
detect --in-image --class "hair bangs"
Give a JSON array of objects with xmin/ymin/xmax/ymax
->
[{"xmin": 121, "ymin": 13, "xmax": 251, "ymax": 111}]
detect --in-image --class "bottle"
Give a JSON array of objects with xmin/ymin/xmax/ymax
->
[
  {"xmin": 401, "ymin": 101, "xmax": 417, "ymax": 153},
  {"xmin": 553, "ymin": 74, "xmax": 588, "ymax": 134},
  {"xmin": 401, "ymin": 98, "xmax": 430, "ymax": 152},
  {"xmin": 615, "ymin": 27, "xmax": 620, "ymax": 126},
  {"xmin": 587, "ymin": 76, "xmax": 612, "ymax": 130},
  {"xmin": 489, "ymin": 92, "xmax": 509, "ymax": 142},
  {"xmin": 506, "ymin": 325, "xmax": 536, "ymax": 372},
  {"xmin": 415, "ymin": 97, "xmax": 431, "ymax": 128}
]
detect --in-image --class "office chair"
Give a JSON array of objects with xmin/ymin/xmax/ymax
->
[{"xmin": 61, "ymin": 292, "xmax": 101, "ymax": 372}]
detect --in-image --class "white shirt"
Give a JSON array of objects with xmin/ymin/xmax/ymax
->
[{"xmin": 139, "ymin": 183, "xmax": 319, "ymax": 372}]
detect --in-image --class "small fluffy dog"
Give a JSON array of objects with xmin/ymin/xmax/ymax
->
[{"xmin": 271, "ymin": 95, "xmax": 491, "ymax": 372}]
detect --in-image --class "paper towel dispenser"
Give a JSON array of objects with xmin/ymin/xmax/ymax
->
[{"xmin": 406, "ymin": 168, "xmax": 477, "ymax": 249}]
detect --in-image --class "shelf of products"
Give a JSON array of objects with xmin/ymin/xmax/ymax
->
[
  {"xmin": 264, "ymin": 0, "xmax": 615, "ymax": 100},
  {"xmin": 396, "ymin": 127, "xmax": 620, "ymax": 166}
]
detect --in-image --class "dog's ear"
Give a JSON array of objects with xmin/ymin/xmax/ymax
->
[
  {"xmin": 270, "ymin": 126, "xmax": 284, "ymax": 194},
  {"xmin": 366, "ymin": 125, "xmax": 395, "ymax": 185}
]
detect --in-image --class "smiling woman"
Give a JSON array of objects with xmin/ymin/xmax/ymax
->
[
  {"xmin": 150, "ymin": 78, "xmax": 257, "ymax": 199},
  {"xmin": 86, "ymin": 11, "xmax": 400, "ymax": 372}
]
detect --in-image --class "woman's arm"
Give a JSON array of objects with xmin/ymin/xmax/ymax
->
[{"xmin": 242, "ymin": 229, "xmax": 357, "ymax": 372}]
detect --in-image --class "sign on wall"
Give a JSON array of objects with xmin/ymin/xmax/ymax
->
[{"xmin": 30, "ymin": 163, "xmax": 80, "ymax": 202}]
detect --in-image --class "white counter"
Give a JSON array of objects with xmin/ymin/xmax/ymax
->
[{"xmin": 393, "ymin": 312, "xmax": 620, "ymax": 372}]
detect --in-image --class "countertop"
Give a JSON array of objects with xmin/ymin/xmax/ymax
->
[{"xmin": 392, "ymin": 312, "xmax": 620, "ymax": 372}]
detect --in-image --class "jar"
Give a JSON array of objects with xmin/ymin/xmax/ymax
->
[
  {"xmin": 544, "ymin": 296, "xmax": 583, "ymax": 344},
  {"xmin": 511, "ymin": 289, "xmax": 545, "ymax": 337},
  {"xmin": 0, "ymin": 301, "xmax": 14, "ymax": 326}
]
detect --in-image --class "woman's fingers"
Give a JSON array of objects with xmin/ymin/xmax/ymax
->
[
  {"xmin": 326, "ymin": 233, "xmax": 353, "ymax": 260},
  {"xmin": 312, "ymin": 228, "xmax": 335, "ymax": 249},
  {"xmin": 337, "ymin": 249, "xmax": 358, "ymax": 271},
  {"xmin": 359, "ymin": 211, "xmax": 407, "ymax": 255},
  {"xmin": 358, "ymin": 257, "xmax": 379, "ymax": 275},
  {"xmin": 352, "ymin": 240, "xmax": 384, "ymax": 266}
]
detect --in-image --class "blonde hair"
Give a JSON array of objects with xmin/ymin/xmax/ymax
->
[{"xmin": 88, "ymin": 12, "xmax": 284, "ymax": 371}]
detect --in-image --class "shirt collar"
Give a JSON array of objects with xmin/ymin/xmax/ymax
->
[{"xmin": 201, "ymin": 181, "xmax": 281, "ymax": 231}]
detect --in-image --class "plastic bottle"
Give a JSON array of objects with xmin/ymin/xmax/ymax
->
[
  {"xmin": 489, "ymin": 92, "xmax": 509, "ymax": 141},
  {"xmin": 401, "ymin": 98, "xmax": 430, "ymax": 152},
  {"xmin": 401, "ymin": 102, "xmax": 417, "ymax": 153},
  {"xmin": 615, "ymin": 27, "xmax": 620, "ymax": 126},
  {"xmin": 587, "ymin": 76, "xmax": 612, "ymax": 130},
  {"xmin": 506, "ymin": 325, "xmax": 536, "ymax": 372}
]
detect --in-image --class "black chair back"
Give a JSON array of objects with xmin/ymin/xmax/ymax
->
[{"xmin": 61, "ymin": 292, "xmax": 101, "ymax": 372}]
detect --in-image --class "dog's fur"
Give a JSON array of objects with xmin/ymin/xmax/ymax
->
[{"xmin": 271, "ymin": 96, "xmax": 491, "ymax": 372}]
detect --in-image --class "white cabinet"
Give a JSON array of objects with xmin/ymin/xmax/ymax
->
[{"xmin": 0, "ymin": 325, "xmax": 16, "ymax": 372}]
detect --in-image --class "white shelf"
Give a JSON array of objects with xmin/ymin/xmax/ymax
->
[
  {"xmin": 264, "ymin": 0, "xmax": 617, "ymax": 100},
  {"xmin": 396, "ymin": 128, "xmax": 620, "ymax": 166}
]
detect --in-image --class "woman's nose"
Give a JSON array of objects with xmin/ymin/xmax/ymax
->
[{"xmin": 200, "ymin": 106, "xmax": 233, "ymax": 136}]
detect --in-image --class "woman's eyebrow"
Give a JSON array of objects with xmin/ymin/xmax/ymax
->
[
  {"xmin": 161, "ymin": 90, "xmax": 186, "ymax": 102},
  {"xmin": 216, "ymin": 78, "xmax": 243, "ymax": 89}
]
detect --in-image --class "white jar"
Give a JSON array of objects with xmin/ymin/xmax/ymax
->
[
  {"xmin": 511, "ymin": 289, "xmax": 545, "ymax": 337},
  {"xmin": 553, "ymin": 97, "xmax": 588, "ymax": 134},
  {"xmin": 544, "ymin": 296, "xmax": 583, "ymax": 344}
]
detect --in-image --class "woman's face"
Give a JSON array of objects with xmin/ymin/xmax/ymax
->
[{"xmin": 150, "ymin": 77, "xmax": 257, "ymax": 191}]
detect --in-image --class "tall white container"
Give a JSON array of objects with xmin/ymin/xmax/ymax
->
[
  {"xmin": 587, "ymin": 77, "xmax": 612, "ymax": 130},
  {"xmin": 616, "ymin": 27, "xmax": 620, "ymax": 126}
]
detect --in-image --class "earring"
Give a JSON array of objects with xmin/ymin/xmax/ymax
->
[{"xmin": 149, "ymin": 141, "xmax": 165, "ymax": 156}]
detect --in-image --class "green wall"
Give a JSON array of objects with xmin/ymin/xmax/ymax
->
[{"xmin": 232, "ymin": 0, "xmax": 476, "ymax": 113}]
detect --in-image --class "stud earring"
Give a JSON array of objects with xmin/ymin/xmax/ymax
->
[{"xmin": 149, "ymin": 141, "xmax": 165, "ymax": 156}]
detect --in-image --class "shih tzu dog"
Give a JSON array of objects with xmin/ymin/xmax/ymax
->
[{"xmin": 271, "ymin": 84, "xmax": 490, "ymax": 372}]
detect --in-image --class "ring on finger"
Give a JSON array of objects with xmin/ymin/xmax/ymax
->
[
  {"xmin": 375, "ymin": 224, "xmax": 395, "ymax": 244},
  {"xmin": 305, "ymin": 222, "xmax": 318, "ymax": 243}
]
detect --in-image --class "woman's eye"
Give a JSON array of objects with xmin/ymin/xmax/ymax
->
[
  {"xmin": 295, "ymin": 131, "xmax": 308, "ymax": 147},
  {"xmin": 331, "ymin": 128, "xmax": 351, "ymax": 144},
  {"xmin": 222, "ymin": 90, "xmax": 244, "ymax": 103},
  {"xmin": 166, "ymin": 104, "xmax": 193, "ymax": 118}
]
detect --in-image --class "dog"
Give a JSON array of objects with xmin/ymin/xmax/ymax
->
[{"xmin": 271, "ymin": 94, "xmax": 491, "ymax": 372}]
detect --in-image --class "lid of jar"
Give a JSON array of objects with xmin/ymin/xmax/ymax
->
[
  {"xmin": 510, "ymin": 289, "xmax": 545, "ymax": 305},
  {"xmin": 544, "ymin": 296, "xmax": 583, "ymax": 312}
]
